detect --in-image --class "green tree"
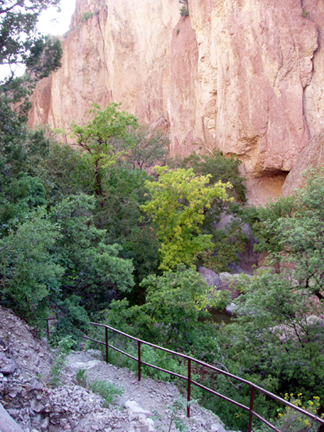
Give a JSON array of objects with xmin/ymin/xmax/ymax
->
[
  {"xmin": 71, "ymin": 103, "xmax": 138, "ymax": 197},
  {"xmin": 221, "ymin": 170, "xmax": 324, "ymax": 405},
  {"xmin": 141, "ymin": 166, "xmax": 230, "ymax": 270},
  {"xmin": 0, "ymin": 1, "xmax": 63, "ymax": 121},
  {"xmin": 140, "ymin": 267, "xmax": 220, "ymax": 350},
  {"xmin": 25, "ymin": 35, "xmax": 62, "ymax": 80},
  {"xmin": 93, "ymin": 165, "xmax": 160, "ymax": 289},
  {"xmin": 168, "ymin": 150, "xmax": 248, "ymax": 272},
  {"xmin": 122, "ymin": 125, "xmax": 169, "ymax": 170},
  {"xmin": 105, "ymin": 267, "xmax": 223, "ymax": 357},
  {"xmin": 0, "ymin": 0, "xmax": 60, "ymax": 69},
  {"xmin": 0, "ymin": 208, "xmax": 64, "ymax": 321},
  {"xmin": 171, "ymin": 150, "xmax": 246, "ymax": 203},
  {"xmin": 179, "ymin": 0, "xmax": 189, "ymax": 16},
  {"xmin": 51, "ymin": 194, "xmax": 135, "ymax": 313},
  {"xmin": 36, "ymin": 140, "xmax": 93, "ymax": 205},
  {"xmin": 0, "ymin": 124, "xmax": 51, "ymax": 233}
]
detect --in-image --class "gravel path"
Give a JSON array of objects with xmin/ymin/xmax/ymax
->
[
  {"xmin": 0, "ymin": 306, "xmax": 232, "ymax": 432},
  {"xmin": 66, "ymin": 350, "xmax": 228, "ymax": 432}
]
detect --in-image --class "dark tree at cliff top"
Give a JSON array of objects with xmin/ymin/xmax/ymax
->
[
  {"xmin": 0, "ymin": 0, "xmax": 63, "ymax": 121},
  {"xmin": 0, "ymin": 0, "xmax": 60, "ymax": 69}
]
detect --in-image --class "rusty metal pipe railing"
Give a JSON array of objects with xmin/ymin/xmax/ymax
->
[{"xmin": 60, "ymin": 320, "xmax": 324, "ymax": 432}]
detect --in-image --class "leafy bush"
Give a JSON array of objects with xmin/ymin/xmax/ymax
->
[
  {"xmin": 180, "ymin": 6, "xmax": 189, "ymax": 16},
  {"xmin": 89, "ymin": 379, "xmax": 123, "ymax": 406},
  {"xmin": 169, "ymin": 150, "xmax": 246, "ymax": 203},
  {"xmin": 0, "ymin": 208, "xmax": 64, "ymax": 322},
  {"xmin": 51, "ymin": 295, "xmax": 90, "ymax": 343}
]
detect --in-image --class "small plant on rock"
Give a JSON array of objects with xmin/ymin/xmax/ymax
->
[
  {"xmin": 76, "ymin": 368, "xmax": 87, "ymax": 387},
  {"xmin": 89, "ymin": 379, "xmax": 123, "ymax": 407},
  {"xmin": 153, "ymin": 397, "xmax": 193, "ymax": 432},
  {"xmin": 81, "ymin": 11, "xmax": 94, "ymax": 22},
  {"xmin": 49, "ymin": 335, "xmax": 74, "ymax": 386},
  {"xmin": 179, "ymin": 0, "xmax": 189, "ymax": 17}
]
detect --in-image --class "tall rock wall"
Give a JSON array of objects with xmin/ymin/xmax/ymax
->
[{"xmin": 29, "ymin": 0, "xmax": 323, "ymax": 205}]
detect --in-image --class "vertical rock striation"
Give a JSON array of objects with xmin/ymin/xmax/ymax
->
[{"xmin": 29, "ymin": 0, "xmax": 322, "ymax": 204}]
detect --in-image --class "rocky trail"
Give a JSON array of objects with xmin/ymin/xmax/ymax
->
[{"xmin": 0, "ymin": 306, "xmax": 232, "ymax": 432}]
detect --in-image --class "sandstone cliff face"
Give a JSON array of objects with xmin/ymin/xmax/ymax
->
[
  {"xmin": 304, "ymin": 0, "xmax": 324, "ymax": 137},
  {"xmin": 282, "ymin": 129, "xmax": 324, "ymax": 197},
  {"xmin": 29, "ymin": 0, "xmax": 323, "ymax": 204}
]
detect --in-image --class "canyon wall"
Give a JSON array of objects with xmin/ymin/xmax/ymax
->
[{"xmin": 29, "ymin": 0, "xmax": 324, "ymax": 205}]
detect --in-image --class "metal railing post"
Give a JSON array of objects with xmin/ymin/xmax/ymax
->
[
  {"xmin": 248, "ymin": 385, "xmax": 255, "ymax": 432},
  {"xmin": 138, "ymin": 341, "xmax": 141, "ymax": 382},
  {"xmin": 187, "ymin": 358, "xmax": 191, "ymax": 418},
  {"xmin": 86, "ymin": 322, "xmax": 324, "ymax": 432},
  {"xmin": 105, "ymin": 327, "xmax": 108, "ymax": 363}
]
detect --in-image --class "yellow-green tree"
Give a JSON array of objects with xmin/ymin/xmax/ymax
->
[{"xmin": 141, "ymin": 166, "xmax": 230, "ymax": 270}]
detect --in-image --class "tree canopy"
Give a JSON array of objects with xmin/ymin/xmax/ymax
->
[
  {"xmin": 71, "ymin": 103, "xmax": 139, "ymax": 197},
  {"xmin": 141, "ymin": 166, "xmax": 230, "ymax": 269},
  {"xmin": 0, "ymin": 0, "xmax": 60, "ymax": 69}
]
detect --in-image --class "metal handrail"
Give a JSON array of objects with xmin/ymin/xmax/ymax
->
[{"xmin": 84, "ymin": 322, "xmax": 324, "ymax": 432}]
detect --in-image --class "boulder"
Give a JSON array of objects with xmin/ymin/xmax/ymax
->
[
  {"xmin": 0, "ymin": 402, "xmax": 24, "ymax": 432},
  {"xmin": 124, "ymin": 400, "xmax": 151, "ymax": 416},
  {"xmin": 198, "ymin": 267, "xmax": 221, "ymax": 288},
  {"xmin": 0, "ymin": 352, "xmax": 17, "ymax": 375}
]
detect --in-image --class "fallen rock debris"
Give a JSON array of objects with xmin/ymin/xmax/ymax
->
[{"xmin": 0, "ymin": 306, "xmax": 231, "ymax": 431}]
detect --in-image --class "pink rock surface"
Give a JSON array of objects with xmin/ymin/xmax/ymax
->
[
  {"xmin": 304, "ymin": 0, "xmax": 324, "ymax": 137},
  {"xmin": 28, "ymin": 0, "xmax": 322, "ymax": 204},
  {"xmin": 282, "ymin": 129, "xmax": 324, "ymax": 197}
]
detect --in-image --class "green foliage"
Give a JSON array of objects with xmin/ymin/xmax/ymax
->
[
  {"xmin": 122, "ymin": 125, "xmax": 169, "ymax": 170},
  {"xmin": 0, "ymin": 174, "xmax": 47, "ymax": 233},
  {"xmin": 94, "ymin": 165, "xmax": 150, "ymax": 239},
  {"xmin": 153, "ymin": 397, "xmax": 191, "ymax": 432},
  {"xmin": 302, "ymin": 10, "xmax": 310, "ymax": 18},
  {"xmin": 141, "ymin": 166, "xmax": 230, "ymax": 269},
  {"xmin": 75, "ymin": 368, "xmax": 87, "ymax": 387},
  {"xmin": 81, "ymin": 11, "xmax": 94, "ymax": 22},
  {"xmin": 141, "ymin": 267, "xmax": 213, "ymax": 345},
  {"xmin": 272, "ymin": 394, "xmax": 321, "ymax": 432},
  {"xmin": 167, "ymin": 151, "xmax": 247, "ymax": 271},
  {"xmin": 0, "ymin": 0, "xmax": 60, "ymax": 72},
  {"xmin": 92, "ymin": 165, "xmax": 160, "ymax": 288},
  {"xmin": 49, "ymin": 335, "xmax": 75, "ymax": 386},
  {"xmin": 200, "ymin": 216, "xmax": 247, "ymax": 273},
  {"xmin": 89, "ymin": 379, "xmax": 123, "ymax": 406},
  {"xmin": 179, "ymin": 0, "xmax": 189, "ymax": 17},
  {"xmin": 71, "ymin": 103, "xmax": 138, "ymax": 197},
  {"xmin": 36, "ymin": 141, "xmax": 93, "ymax": 205},
  {"xmin": 74, "ymin": 368, "xmax": 123, "ymax": 406},
  {"xmin": 180, "ymin": 7, "xmax": 189, "ymax": 16},
  {"xmin": 0, "ymin": 1, "xmax": 62, "ymax": 120},
  {"xmin": 171, "ymin": 150, "xmax": 246, "ymax": 203},
  {"xmin": 224, "ymin": 269, "xmax": 324, "ymax": 399},
  {"xmin": 216, "ymin": 172, "xmax": 324, "ymax": 419},
  {"xmin": 25, "ymin": 36, "xmax": 62, "ymax": 79},
  {"xmin": 51, "ymin": 194, "xmax": 135, "ymax": 312},
  {"xmin": 104, "ymin": 267, "xmax": 223, "ymax": 359},
  {"xmin": 0, "ymin": 208, "xmax": 64, "ymax": 322},
  {"xmin": 247, "ymin": 195, "xmax": 296, "ymax": 256},
  {"xmin": 52, "ymin": 295, "xmax": 90, "ymax": 342}
]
